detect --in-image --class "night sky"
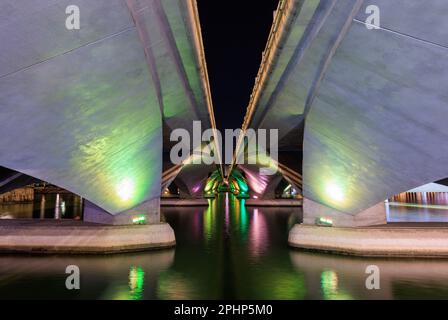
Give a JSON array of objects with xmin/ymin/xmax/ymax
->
[{"xmin": 197, "ymin": 1, "xmax": 280, "ymax": 132}]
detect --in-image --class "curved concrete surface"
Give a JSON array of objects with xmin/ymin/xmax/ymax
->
[
  {"xmin": 303, "ymin": 0, "xmax": 448, "ymax": 216},
  {"xmin": 289, "ymin": 224, "xmax": 448, "ymax": 258},
  {"xmin": 242, "ymin": 0, "xmax": 448, "ymax": 228},
  {"xmin": 0, "ymin": 0, "xmax": 212, "ymax": 217},
  {"xmin": 0, "ymin": 0, "xmax": 162, "ymax": 215},
  {"xmin": 0, "ymin": 220, "xmax": 175, "ymax": 254}
]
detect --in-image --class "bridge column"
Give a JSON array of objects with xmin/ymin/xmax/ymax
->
[
  {"xmin": 289, "ymin": 198, "xmax": 448, "ymax": 258},
  {"xmin": 83, "ymin": 198, "xmax": 161, "ymax": 225},
  {"xmin": 301, "ymin": 198, "xmax": 387, "ymax": 228}
]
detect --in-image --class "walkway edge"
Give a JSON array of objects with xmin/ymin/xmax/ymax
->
[
  {"xmin": 289, "ymin": 224, "xmax": 448, "ymax": 258},
  {"xmin": 0, "ymin": 223, "xmax": 176, "ymax": 254}
]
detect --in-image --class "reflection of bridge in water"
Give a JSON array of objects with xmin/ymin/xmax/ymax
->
[{"xmin": 2, "ymin": 197, "xmax": 448, "ymax": 299}]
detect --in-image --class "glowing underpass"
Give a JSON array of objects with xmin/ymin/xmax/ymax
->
[{"xmin": 204, "ymin": 170, "xmax": 249, "ymax": 199}]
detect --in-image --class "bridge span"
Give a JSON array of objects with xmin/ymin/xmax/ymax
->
[{"xmin": 233, "ymin": 0, "xmax": 448, "ymax": 255}]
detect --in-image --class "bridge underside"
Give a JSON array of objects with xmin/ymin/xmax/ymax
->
[
  {"xmin": 0, "ymin": 0, "xmax": 213, "ymax": 228},
  {"xmin": 244, "ymin": 0, "xmax": 448, "ymax": 227},
  {"xmin": 303, "ymin": 0, "xmax": 448, "ymax": 225}
]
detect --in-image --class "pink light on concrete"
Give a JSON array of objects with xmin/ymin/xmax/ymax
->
[{"xmin": 240, "ymin": 167, "xmax": 269, "ymax": 196}]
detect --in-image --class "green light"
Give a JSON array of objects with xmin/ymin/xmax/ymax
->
[
  {"xmin": 117, "ymin": 178, "xmax": 135, "ymax": 202},
  {"xmin": 132, "ymin": 215, "xmax": 146, "ymax": 225},
  {"xmin": 316, "ymin": 217, "xmax": 333, "ymax": 227},
  {"xmin": 240, "ymin": 200, "xmax": 248, "ymax": 239},
  {"xmin": 326, "ymin": 182, "xmax": 344, "ymax": 202},
  {"xmin": 203, "ymin": 169, "xmax": 250, "ymax": 198},
  {"xmin": 232, "ymin": 170, "xmax": 249, "ymax": 193},
  {"xmin": 203, "ymin": 204, "xmax": 214, "ymax": 245},
  {"xmin": 321, "ymin": 270, "xmax": 353, "ymax": 300},
  {"xmin": 129, "ymin": 266, "xmax": 145, "ymax": 300}
]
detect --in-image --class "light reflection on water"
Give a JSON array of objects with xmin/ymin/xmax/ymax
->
[
  {"xmin": 0, "ymin": 194, "xmax": 448, "ymax": 299},
  {"xmin": 0, "ymin": 193, "xmax": 82, "ymax": 220}
]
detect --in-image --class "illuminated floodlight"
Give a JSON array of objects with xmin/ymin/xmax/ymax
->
[
  {"xmin": 132, "ymin": 215, "xmax": 146, "ymax": 225},
  {"xmin": 326, "ymin": 182, "xmax": 344, "ymax": 202},
  {"xmin": 117, "ymin": 178, "xmax": 135, "ymax": 202},
  {"xmin": 316, "ymin": 217, "xmax": 333, "ymax": 227}
]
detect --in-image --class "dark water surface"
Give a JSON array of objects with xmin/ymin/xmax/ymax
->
[
  {"xmin": 1, "ymin": 194, "xmax": 448, "ymax": 299},
  {"xmin": 0, "ymin": 193, "xmax": 82, "ymax": 220}
]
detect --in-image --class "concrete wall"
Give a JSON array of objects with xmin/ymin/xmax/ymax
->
[
  {"xmin": 174, "ymin": 164, "xmax": 216, "ymax": 199},
  {"xmin": 83, "ymin": 198, "xmax": 161, "ymax": 225},
  {"xmin": 302, "ymin": 198, "xmax": 386, "ymax": 227}
]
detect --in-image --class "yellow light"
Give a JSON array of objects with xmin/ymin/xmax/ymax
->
[
  {"xmin": 326, "ymin": 182, "xmax": 344, "ymax": 202},
  {"xmin": 117, "ymin": 178, "xmax": 135, "ymax": 201}
]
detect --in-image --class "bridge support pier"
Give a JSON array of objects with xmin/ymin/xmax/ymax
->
[
  {"xmin": 83, "ymin": 198, "xmax": 162, "ymax": 225},
  {"xmin": 0, "ymin": 198, "xmax": 175, "ymax": 254},
  {"xmin": 289, "ymin": 198, "xmax": 448, "ymax": 257},
  {"xmin": 301, "ymin": 198, "xmax": 387, "ymax": 228},
  {"xmin": 0, "ymin": 198, "xmax": 177, "ymax": 254},
  {"xmin": 78, "ymin": 198, "xmax": 176, "ymax": 253}
]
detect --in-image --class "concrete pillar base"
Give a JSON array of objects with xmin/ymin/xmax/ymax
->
[
  {"xmin": 302, "ymin": 198, "xmax": 387, "ymax": 227},
  {"xmin": 0, "ymin": 220, "xmax": 175, "ymax": 254},
  {"xmin": 83, "ymin": 198, "xmax": 160, "ymax": 225},
  {"xmin": 289, "ymin": 224, "xmax": 448, "ymax": 258}
]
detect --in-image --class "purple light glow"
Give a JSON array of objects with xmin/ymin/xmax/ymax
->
[
  {"xmin": 240, "ymin": 167, "xmax": 269, "ymax": 196},
  {"xmin": 249, "ymin": 208, "xmax": 268, "ymax": 259}
]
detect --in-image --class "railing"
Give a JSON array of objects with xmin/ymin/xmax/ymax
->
[{"xmin": 228, "ymin": 0, "xmax": 296, "ymax": 178}]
